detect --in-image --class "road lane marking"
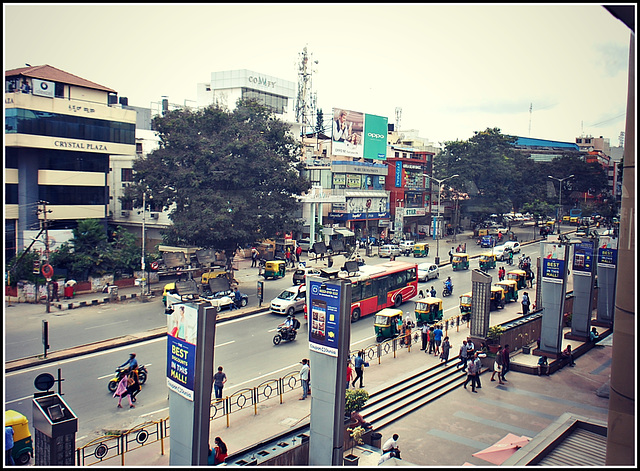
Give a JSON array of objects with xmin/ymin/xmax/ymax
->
[
  {"xmin": 84, "ymin": 320, "xmax": 130, "ymax": 330},
  {"xmin": 5, "ymin": 395, "xmax": 34, "ymax": 405},
  {"xmin": 140, "ymin": 407, "xmax": 169, "ymax": 417}
]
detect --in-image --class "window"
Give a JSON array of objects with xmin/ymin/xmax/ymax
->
[
  {"xmin": 136, "ymin": 143, "xmax": 143, "ymax": 155},
  {"xmin": 395, "ymin": 152, "xmax": 399, "ymax": 157},
  {"xmin": 121, "ymin": 168, "xmax": 134, "ymax": 182},
  {"xmin": 39, "ymin": 185, "xmax": 106, "ymax": 206}
]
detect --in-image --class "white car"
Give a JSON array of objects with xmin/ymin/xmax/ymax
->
[
  {"xmin": 503, "ymin": 241, "xmax": 521, "ymax": 254},
  {"xmin": 417, "ymin": 263, "xmax": 439, "ymax": 282},
  {"xmin": 378, "ymin": 244, "xmax": 401, "ymax": 258},
  {"xmin": 492, "ymin": 245, "xmax": 510, "ymax": 261},
  {"xmin": 297, "ymin": 238, "xmax": 311, "ymax": 251},
  {"xmin": 270, "ymin": 285, "xmax": 306, "ymax": 316},
  {"xmin": 399, "ymin": 240, "xmax": 415, "ymax": 255}
]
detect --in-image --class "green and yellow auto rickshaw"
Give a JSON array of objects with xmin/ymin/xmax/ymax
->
[
  {"xmin": 479, "ymin": 253, "xmax": 497, "ymax": 270},
  {"xmin": 5, "ymin": 410, "xmax": 33, "ymax": 465},
  {"xmin": 162, "ymin": 282, "xmax": 176, "ymax": 306},
  {"xmin": 490, "ymin": 286, "xmax": 506, "ymax": 310},
  {"xmin": 201, "ymin": 266, "xmax": 227, "ymax": 286},
  {"xmin": 414, "ymin": 298, "xmax": 443, "ymax": 325},
  {"xmin": 496, "ymin": 279, "xmax": 518, "ymax": 303},
  {"xmin": 507, "ymin": 269, "xmax": 527, "ymax": 290},
  {"xmin": 459, "ymin": 292, "xmax": 472, "ymax": 314},
  {"xmin": 263, "ymin": 260, "xmax": 286, "ymax": 280},
  {"xmin": 374, "ymin": 308, "xmax": 403, "ymax": 342},
  {"xmin": 452, "ymin": 253, "xmax": 469, "ymax": 271},
  {"xmin": 413, "ymin": 242, "xmax": 429, "ymax": 258}
]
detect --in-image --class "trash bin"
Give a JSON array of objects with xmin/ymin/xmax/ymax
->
[
  {"xmin": 108, "ymin": 285, "xmax": 119, "ymax": 301},
  {"xmin": 32, "ymin": 393, "xmax": 77, "ymax": 465},
  {"xmin": 370, "ymin": 432, "xmax": 382, "ymax": 449},
  {"xmin": 522, "ymin": 345, "xmax": 531, "ymax": 354}
]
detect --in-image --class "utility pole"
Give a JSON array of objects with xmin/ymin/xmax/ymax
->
[
  {"xmin": 38, "ymin": 201, "xmax": 52, "ymax": 313},
  {"xmin": 141, "ymin": 191, "xmax": 146, "ymax": 297}
]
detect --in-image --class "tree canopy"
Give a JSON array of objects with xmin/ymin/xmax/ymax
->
[{"xmin": 124, "ymin": 100, "xmax": 311, "ymax": 252}]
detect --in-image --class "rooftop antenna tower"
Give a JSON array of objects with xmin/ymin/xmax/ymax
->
[
  {"xmin": 395, "ymin": 107, "xmax": 402, "ymax": 132},
  {"xmin": 295, "ymin": 46, "xmax": 318, "ymax": 138}
]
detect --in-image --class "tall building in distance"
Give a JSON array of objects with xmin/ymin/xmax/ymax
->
[{"xmin": 4, "ymin": 65, "xmax": 136, "ymax": 259}]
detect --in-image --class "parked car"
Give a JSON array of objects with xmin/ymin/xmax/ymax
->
[
  {"xmin": 292, "ymin": 266, "xmax": 322, "ymax": 285},
  {"xmin": 378, "ymin": 244, "xmax": 401, "ymax": 258},
  {"xmin": 503, "ymin": 240, "xmax": 521, "ymax": 254},
  {"xmin": 297, "ymin": 238, "xmax": 311, "ymax": 251},
  {"xmin": 417, "ymin": 263, "xmax": 439, "ymax": 282},
  {"xmin": 270, "ymin": 285, "xmax": 306, "ymax": 316},
  {"xmin": 399, "ymin": 240, "xmax": 415, "ymax": 255},
  {"xmin": 203, "ymin": 289, "xmax": 249, "ymax": 310}
]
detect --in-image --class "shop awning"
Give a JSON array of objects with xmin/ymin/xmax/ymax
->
[{"xmin": 334, "ymin": 227, "xmax": 355, "ymax": 237}]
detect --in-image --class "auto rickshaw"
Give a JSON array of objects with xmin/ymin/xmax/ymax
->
[
  {"xmin": 162, "ymin": 282, "xmax": 176, "ymax": 306},
  {"xmin": 374, "ymin": 308, "xmax": 404, "ymax": 342},
  {"xmin": 263, "ymin": 260, "xmax": 286, "ymax": 280},
  {"xmin": 5, "ymin": 410, "xmax": 33, "ymax": 465},
  {"xmin": 479, "ymin": 253, "xmax": 497, "ymax": 270},
  {"xmin": 507, "ymin": 269, "xmax": 527, "ymax": 290},
  {"xmin": 490, "ymin": 286, "xmax": 506, "ymax": 310},
  {"xmin": 496, "ymin": 279, "xmax": 518, "ymax": 303},
  {"xmin": 459, "ymin": 292, "xmax": 472, "ymax": 314},
  {"xmin": 201, "ymin": 266, "xmax": 227, "ymax": 285},
  {"xmin": 413, "ymin": 242, "xmax": 429, "ymax": 257},
  {"xmin": 452, "ymin": 253, "xmax": 469, "ymax": 271},
  {"xmin": 414, "ymin": 298, "xmax": 443, "ymax": 325}
]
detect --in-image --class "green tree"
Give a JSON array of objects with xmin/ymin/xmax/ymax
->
[
  {"xmin": 315, "ymin": 108, "xmax": 325, "ymax": 134},
  {"xmin": 6, "ymin": 250, "xmax": 41, "ymax": 286},
  {"xmin": 125, "ymin": 100, "xmax": 311, "ymax": 256}
]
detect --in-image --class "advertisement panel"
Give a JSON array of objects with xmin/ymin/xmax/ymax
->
[
  {"xmin": 32, "ymin": 79, "xmax": 55, "ymax": 98},
  {"xmin": 332, "ymin": 108, "xmax": 388, "ymax": 160},
  {"xmin": 573, "ymin": 241, "xmax": 595, "ymax": 276},
  {"xmin": 308, "ymin": 280, "xmax": 342, "ymax": 357},
  {"xmin": 166, "ymin": 303, "xmax": 198, "ymax": 401}
]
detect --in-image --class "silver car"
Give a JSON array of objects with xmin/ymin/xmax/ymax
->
[
  {"xmin": 270, "ymin": 285, "xmax": 306, "ymax": 316},
  {"xmin": 379, "ymin": 244, "xmax": 401, "ymax": 258},
  {"xmin": 417, "ymin": 263, "xmax": 439, "ymax": 282}
]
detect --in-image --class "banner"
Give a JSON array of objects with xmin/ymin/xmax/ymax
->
[
  {"xmin": 32, "ymin": 79, "xmax": 55, "ymax": 98},
  {"xmin": 166, "ymin": 303, "xmax": 198, "ymax": 401},
  {"xmin": 332, "ymin": 108, "xmax": 388, "ymax": 160},
  {"xmin": 308, "ymin": 280, "xmax": 342, "ymax": 357},
  {"xmin": 572, "ymin": 241, "xmax": 595, "ymax": 276}
]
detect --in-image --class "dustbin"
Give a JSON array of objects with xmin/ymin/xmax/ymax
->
[
  {"xmin": 32, "ymin": 393, "xmax": 77, "ymax": 465},
  {"xmin": 370, "ymin": 432, "xmax": 382, "ymax": 449},
  {"xmin": 108, "ymin": 285, "xmax": 119, "ymax": 301}
]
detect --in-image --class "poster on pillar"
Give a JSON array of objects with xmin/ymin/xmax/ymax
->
[
  {"xmin": 542, "ymin": 243, "xmax": 566, "ymax": 284},
  {"xmin": 572, "ymin": 241, "xmax": 595, "ymax": 276},
  {"xmin": 166, "ymin": 303, "xmax": 198, "ymax": 401},
  {"xmin": 597, "ymin": 238, "xmax": 618, "ymax": 268},
  {"xmin": 308, "ymin": 279, "xmax": 342, "ymax": 357}
]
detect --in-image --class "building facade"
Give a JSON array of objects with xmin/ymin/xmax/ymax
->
[{"xmin": 5, "ymin": 65, "xmax": 136, "ymax": 259}]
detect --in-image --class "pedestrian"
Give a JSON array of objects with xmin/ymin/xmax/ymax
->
[
  {"xmin": 562, "ymin": 344, "xmax": 575, "ymax": 367},
  {"xmin": 212, "ymin": 436, "xmax": 228, "ymax": 465},
  {"xmin": 440, "ymin": 336, "xmax": 451, "ymax": 363},
  {"xmin": 427, "ymin": 326, "xmax": 436, "ymax": 354},
  {"xmin": 420, "ymin": 322, "xmax": 429, "ymax": 350},
  {"xmin": 466, "ymin": 337, "xmax": 475, "ymax": 358},
  {"xmin": 285, "ymin": 248, "xmax": 292, "ymax": 268},
  {"xmin": 352, "ymin": 350, "xmax": 365, "ymax": 388},
  {"xmin": 403, "ymin": 318, "xmax": 413, "ymax": 347},
  {"xmin": 449, "ymin": 247, "xmax": 454, "ymax": 264},
  {"xmin": 52, "ymin": 279, "xmax": 60, "ymax": 301},
  {"xmin": 458, "ymin": 340, "xmax": 468, "ymax": 371},
  {"xmin": 590, "ymin": 327, "xmax": 600, "ymax": 343},
  {"xmin": 433, "ymin": 324, "xmax": 443, "ymax": 355},
  {"xmin": 213, "ymin": 366, "xmax": 227, "ymax": 400},
  {"xmin": 346, "ymin": 360, "xmax": 354, "ymax": 389},
  {"xmin": 498, "ymin": 266, "xmax": 505, "ymax": 281},
  {"xmin": 473, "ymin": 351, "xmax": 483, "ymax": 389},
  {"xmin": 127, "ymin": 367, "xmax": 142, "ymax": 403},
  {"xmin": 299, "ymin": 359, "xmax": 310, "ymax": 400},
  {"xmin": 521, "ymin": 291, "xmax": 530, "ymax": 316},
  {"xmin": 463, "ymin": 353, "xmax": 479, "ymax": 393},
  {"xmin": 251, "ymin": 247, "xmax": 258, "ymax": 268},
  {"xmin": 6, "ymin": 425, "xmax": 15, "ymax": 466},
  {"xmin": 295, "ymin": 244, "xmax": 302, "ymax": 264},
  {"xmin": 490, "ymin": 346, "xmax": 505, "ymax": 384},
  {"xmin": 501, "ymin": 344, "xmax": 510, "ymax": 381},
  {"xmin": 381, "ymin": 433, "xmax": 401, "ymax": 460},
  {"xmin": 419, "ymin": 289, "xmax": 425, "ymax": 298},
  {"xmin": 430, "ymin": 286, "xmax": 436, "ymax": 298},
  {"xmin": 113, "ymin": 372, "xmax": 134, "ymax": 408},
  {"xmin": 537, "ymin": 355, "xmax": 549, "ymax": 376}
]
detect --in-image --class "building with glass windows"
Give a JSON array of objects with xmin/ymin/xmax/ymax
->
[{"xmin": 4, "ymin": 64, "xmax": 136, "ymax": 259}]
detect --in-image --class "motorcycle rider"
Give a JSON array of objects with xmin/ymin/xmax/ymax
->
[
  {"xmin": 118, "ymin": 352, "xmax": 138, "ymax": 371},
  {"xmin": 283, "ymin": 314, "xmax": 300, "ymax": 339},
  {"xmin": 444, "ymin": 276, "xmax": 453, "ymax": 295}
]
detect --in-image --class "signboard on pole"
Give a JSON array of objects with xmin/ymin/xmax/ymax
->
[
  {"xmin": 308, "ymin": 279, "xmax": 342, "ymax": 357},
  {"xmin": 166, "ymin": 303, "xmax": 199, "ymax": 400}
]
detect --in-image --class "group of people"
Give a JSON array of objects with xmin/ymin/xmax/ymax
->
[
  {"xmin": 418, "ymin": 285, "xmax": 438, "ymax": 298},
  {"xmin": 112, "ymin": 353, "xmax": 142, "ymax": 408}
]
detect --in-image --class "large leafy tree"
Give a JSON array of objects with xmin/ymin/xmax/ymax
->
[{"xmin": 124, "ymin": 100, "xmax": 311, "ymax": 254}]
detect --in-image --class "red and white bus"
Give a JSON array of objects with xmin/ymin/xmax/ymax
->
[{"xmin": 348, "ymin": 260, "xmax": 418, "ymax": 321}]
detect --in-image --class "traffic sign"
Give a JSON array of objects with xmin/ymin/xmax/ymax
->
[
  {"xmin": 41, "ymin": 263, "xmax": 54, "ymax": 279},
  {"xmin": 34, "ymin": 373, "xmax": 55, "ymax": 391}
]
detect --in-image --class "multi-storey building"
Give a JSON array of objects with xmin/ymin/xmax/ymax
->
[{"xmin": 5, "ymin": 65, "xmax": 136, "ymax": 259}]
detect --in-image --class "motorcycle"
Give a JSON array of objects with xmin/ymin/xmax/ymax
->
[
  {"xmin": 273, "ymin": 324, "xmax": 297, "ymax": 345},
  {"xmin": 108, "ymin": 365, "xmax": 148, "ymax": 392},
  {"xmin": 442, "ymin": 281, "xmax": 454, "ymax": 297}
]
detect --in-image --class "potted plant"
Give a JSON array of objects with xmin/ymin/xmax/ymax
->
[
  {"xmin": 344, "ymin": 426, "xmax": 365, "ymax": 466},
  {"xmin": 345, "ymin": 388, "xmax": 369, "ymax": 418},
  {"xmin": 487, "ymin": 325, "xmax": 505, "ymax": 353}
]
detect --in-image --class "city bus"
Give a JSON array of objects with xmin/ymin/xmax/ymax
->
[{"xmin": 347, "ymin": 261, "xmax": 418, "ymax": 322}]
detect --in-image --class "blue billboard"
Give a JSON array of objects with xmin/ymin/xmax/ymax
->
[{"xmin": 308, "ymin": 280, "xmax": 342, "ymax": 357}]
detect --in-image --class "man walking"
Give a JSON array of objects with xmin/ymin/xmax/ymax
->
[
  {"xmin": 420, "ymin": 322, "xmax": 429, "ymax": 350},
  {"xmin": 521, "ymin": 292, "xmax": 530, "ymax": 316},
  {"xmin": 213, "ymin": 366, "xmax": 227, "ymax": 400},
  {"xmin": 463, "ymin": 352, "xmax": 479, "ymax": 393},
  {"xmin": 299, "ymin": 359, "xmax": 310, "ymax": 400},
  {"xmin": 458, "ymin": 340, "xmax": 468, "ymax": 371}
]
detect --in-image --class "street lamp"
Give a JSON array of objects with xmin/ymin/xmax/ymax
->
[
  {"xmin": 548, "ymin": 174, "xmax": 574, "ymax": 235},
  {"xmin": 425, "ymin": 174, "xmax": 459, "ymax": 264}
]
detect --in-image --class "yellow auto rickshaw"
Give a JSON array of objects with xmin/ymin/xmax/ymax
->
[
  {"xmin": 162, "ymin": 282, "xmax": 177, "ymax": 306},
  {"xmin": 374, "ymin": 308, "xmax": 403, "ymax": 342},
  {"xmin": 201, "ymin": 266, "xmax": 227, "ymax": 285},
  {"xmin": 452, "ymin": 253, "xmax": 469, "ymax": 271},
  {"xmin": 490, "ymin": 286, "xmax": 506, "ymax": 310},
  {"xmin": 413, "ymin": 242, "xmax": 429, "ymax": 258},
  {"xmin": 414, "ymin": 297, "xmax": 443, "ymax": 325},
  {"xmin": 459, "ymin": 292, "xmax": 472, "ymax": 314},
  {"xmin": 263, "ymin": 260, "xmax": 286, "ymax": 280},
  {"xmin": 507, "ymin": 269, "xmax": 527, "ymax": 290},
  {"xmin": 5, "ymin": 410, "xmax": 33, "ymax": 465},
  {"xmin": 496, "ymin": 279, "xmax": 518, "ymax": 303},
  {"xmin": 479, "ymin": 253, "xmax": 497, "ymax": 270}
]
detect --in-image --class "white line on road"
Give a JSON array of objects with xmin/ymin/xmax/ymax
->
[
  {"xmin": 84, "ymin": 320, "xmax": 130, "ymax": 330},
  {"xmin": 140, "ymin": 407, "xmax": 169, "ymax": 417},
  {"xmin": 5, "ymin": 395, "xmax": 34, "ymax": 405}
]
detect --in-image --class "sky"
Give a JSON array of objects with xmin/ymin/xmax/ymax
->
[{"xmin": 4, "ymin": 3, "xmax": 633, "ymax": 145}]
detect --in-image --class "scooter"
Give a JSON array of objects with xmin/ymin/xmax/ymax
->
[
  {"xmin": 273, "ymin": 324, "xmax": 297, "ymax": 345},
  {"xmin": 442, "ymin": 281, "xmax": 454, "ymax": 297},
  {"xmin": 108, "ymin": 365, "xmax": 148, "ymax": 392}
]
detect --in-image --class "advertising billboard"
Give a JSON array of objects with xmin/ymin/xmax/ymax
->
[
  {"xmin": 166, "ymin": 303, "xmax": 199, "ymax": 401},
  {"xmin": 572, "ymin": 241, "xmax": 595, "ymax": 276},
  {"xmin": 308, "ymin": 279, "xmax": 342, "ymax": 357},
  {"xmin": 332, "ymin": 108, "xmax": 387, "ymax": 160}
]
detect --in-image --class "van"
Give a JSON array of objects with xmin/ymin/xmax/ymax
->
[
  {"xmin": 270, "ymin": 285, "xmax": 306, "ymax": 316},
  {"xmin": 399, "ymin": 240, "xmax": 415, "ymax": 255}
]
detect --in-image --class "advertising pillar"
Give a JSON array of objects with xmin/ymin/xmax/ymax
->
[
  {"xmin": 167, "ymin": 301, "xmax": 217, "ymax": 465},
  {"xmin": 307, "ymin": 277, "xmax": 352, "ymax": 466},
  {"xmin": 567, "ymin": 238, "xmax": 597, "ymax": 340},
  {"xmin": 469, "ymin": 269, "xmax": 492, "ymax": 339},
  {"xmin": 535, "ymin": 242, "xmax": 570, "ymax": 358},
  {"xmin": 595, "ymin": 236, "xmax": 617, "ymax": 327}
]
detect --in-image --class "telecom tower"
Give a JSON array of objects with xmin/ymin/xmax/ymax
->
[
  {"xmin": 295, "ymin": 46, "xmax": 318, "ymax": 137},
  {"xmin": 395, "ymin": 107, "xmax": 402, "ymax": 132}
]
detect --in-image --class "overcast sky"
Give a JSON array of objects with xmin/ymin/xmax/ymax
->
[{"xmin": 4, "ymin": 3, "xmax": 632, "ymax": 145}]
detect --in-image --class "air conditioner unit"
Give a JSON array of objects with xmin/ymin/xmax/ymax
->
[
  {"xmin": 150, "ymin": 212, "xmax": 159, "ymax": 219},
  {"xmin": 121, "ymin": 211, "xmax": 130, "ymax": 217}
]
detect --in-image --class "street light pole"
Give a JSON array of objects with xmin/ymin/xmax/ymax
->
[
  {"xmin": 426, "ymin": 174, "xmax": 459, "ymax": 264},
  {"xmin": 548, "ymin": 174, "xmax": 574, "ymax": 235}
]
